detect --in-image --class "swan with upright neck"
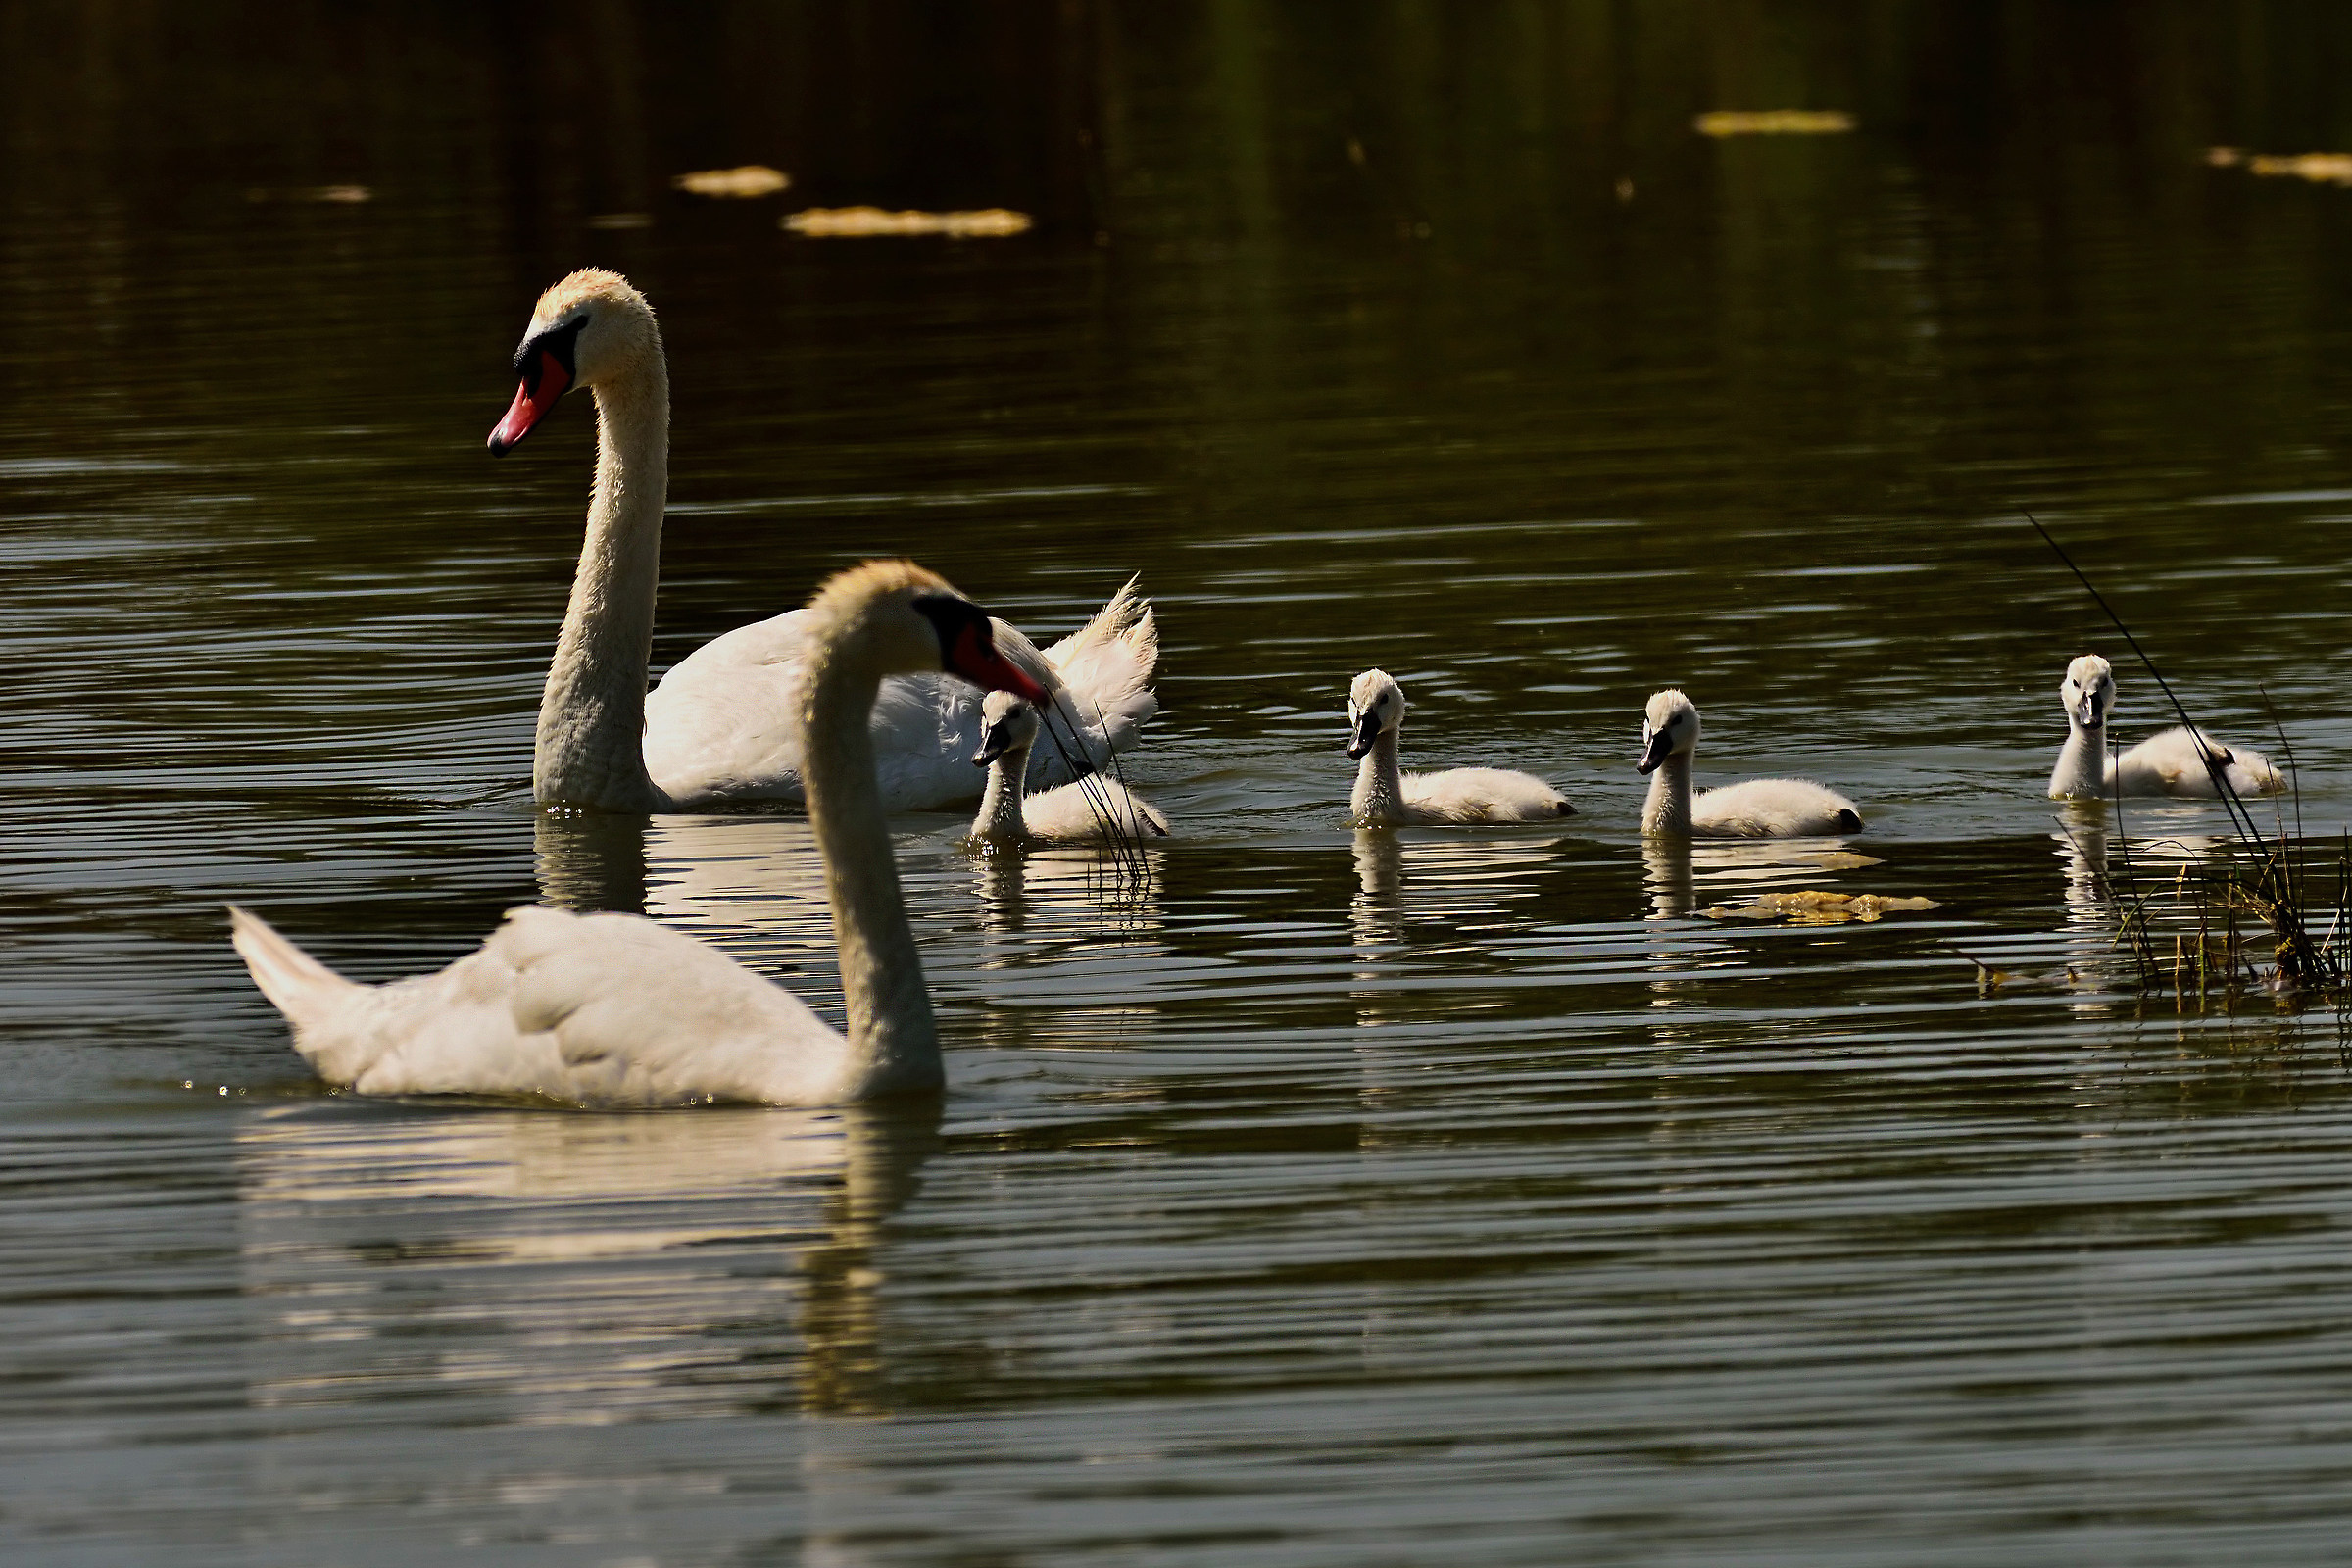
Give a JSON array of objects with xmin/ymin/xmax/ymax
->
[
  {"xmin": 2047, "ymin": 655, "xmax": 2284, "ymax": 800},
  {"xmin": 228, "ymin": 562, "xmax": 1048, "ymax": 1106},
  {"xmin": 1637, "ymin": 689, "xmax": 1862, "ymax": 838},
  {"xmin": 969, "ymin": 691, "xmax": 1169, "ymax": 843},
  {"xmin": 491, "ymin": 270, "xmax": 1156, "ymax": 813},
  {"xmin": 1345, "ymin": 669, "xmax": 1572, "ymax": 827}
]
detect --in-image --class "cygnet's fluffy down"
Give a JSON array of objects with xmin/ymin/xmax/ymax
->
[
  {"xmin": 1637, "ymin": 688, "xmax": 1861, "ymax": 838},
  {"xmin": 2047, "ymin": 654, "xmax": 2285, "ymax": 800},
  {"xmin": 1346, "ymin": 669, "xmax": 1573, "ymax": 827},
  {"xmin": 970, "ymin": 692, "xmax": 1169, "ymax": 844}
]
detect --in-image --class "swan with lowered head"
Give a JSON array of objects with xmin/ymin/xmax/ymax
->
[
  {"xmin": 491, "ymin": 269, "xmax": 1157, "ymax": 812},
  {"xmin": 2047, "ymin": 655, "xmax": 2284, "ymax": 800},
  {"xmin": 969, "ymin": 691, "xmax": 1169, "ymax": 844},
  {"xmin": 1346, "ymin": 669, "xmax": 1573, "ymax": 826},
  {"xmin": 229, "ymin": 562, "xmax": 1048, "ymax": 1106},
  {"xmin": 1637, "ymin": 689, "xmax": 1862, "ymax": 838}
]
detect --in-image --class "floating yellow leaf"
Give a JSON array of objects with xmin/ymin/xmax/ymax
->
[
  {"xmin": 2244, "ymin": 152, "xmax": 2352, "ymax": 186},
  {"xmin": 670, "ymin": 165, "xmax": 791, "ymax": 199},
  {"xmin": 1797, "ymin": 851, "xmax": 1883, "ymax": 871},
  {"xmin": 784, "ymin": 206, "xmax": 1033, "ymax": 238},
  {"xmin": 1702, "ymin": 890, "xmax": 1939, "ymax": 924},
  {"xmin": 1695, "ymin": 110, "xmax": 1856, "ymax": 137}
]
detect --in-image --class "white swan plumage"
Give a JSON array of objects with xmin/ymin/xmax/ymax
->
[
  {"xmin": 968, "ymin": 690, "xmax": 1169, "ymax": 844},
  {"xmin": 1345, "ymin": 669, "xmax": 1573, "ymax": 827},
  {"xmin": 2046, "ymin": 655, "xmax": 2284, "ymax": 800},
  {"xmin": 1637, "ymin": 689, "xmax": 1862, "ymax": 838},
  {"xmin": 492, "ymin": 269, "xmax": 1156, "ymax": 812},
  {"xmin": 230, "ymin": 561, "xmax": 1050, "ymax": 1106}
]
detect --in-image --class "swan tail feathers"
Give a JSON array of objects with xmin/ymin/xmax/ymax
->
[
  {"xmin": 1043, "ymin": 575, "xmax": 1159, "ymax": 748},
  {"xmin": 228, "ymin": 905, "xmax": 365, "ymax": 1035}
]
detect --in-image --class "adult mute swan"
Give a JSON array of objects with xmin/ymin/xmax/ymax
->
[
  {"xmin": 490, "ymin": 269, "xmax": 1157, "ymax": 812},
  {"xmin": 969, "ymin": 691, "xmax": 1169, "ymax": 844},
  {"xmin": 2047, "ymin": 655, "xmax": 2284, "ymax": 800},
  {"xmin": 1346, "ymin": 670, "xmax": 1573, "ymax": 826},
  {"xmin": 228, "ymin": 561, "xmax": 1049, "ymax": 1106},
  {"xmin": 1637, "ymin": 689, "xmax": 1862, "ymax": 838}
]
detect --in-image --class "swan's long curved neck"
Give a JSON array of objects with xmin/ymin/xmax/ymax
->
[
  {"xmin": 799, "ymin": 635, "xmax": 941, "ymax": 1096},
  {"xmin": 535, "ymin": 365, "xmax": 671, "ymax": 812},
  {"xmin": 1351, "ymin": 729, "xmax": 1405, "ymax": 824},
  {"xmin": 973, "ymin": 748, "xmax": 1031, "ymax": 840},
  {"xmin": 2051, "ymin": 718, "xmax": 2108, "ymax": 798},
  {"xmin": 1642, "ymin": 752, "xmax": 1695, "ymax": 836}
]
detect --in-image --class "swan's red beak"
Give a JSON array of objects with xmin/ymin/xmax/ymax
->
[
  {"xmin": 947, "ymin": 623, "xmax": 1050, "ymax": 705},
  {"xmin": 487, "ymin": 352, "xmax": 570, "ymax": 455}
]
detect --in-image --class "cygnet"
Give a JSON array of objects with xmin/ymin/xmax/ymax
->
[
  {"xmin": 1346, "ymin": 669, "xmax": 1573, "ymax": 827},
  {"xmin": 1637, "ymin": 689, "xmax": 1862, "ymax": 838},
  {"xmin": 2046, "ymin": 655, "xmax": 2284, "ymax": 800},
  {"xmin": 970, "ymin": 691, "xmax": 1169, "ymax": 843}
]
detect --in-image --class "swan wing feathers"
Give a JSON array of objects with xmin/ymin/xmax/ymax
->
[
  {"xmin": 493, "ymin": 907, "xmax": 846, "ymax": 1104},
  {"xmin": 1399, "ymin": 767, "xmax": 1571, "ymax": 825},
  {"xmin": 642, "ymin": 589, "xmax": 1152, "ymax": 810},
  {"xmin": 232, "ymin": 905, "xmax": 847, "ymax": 1105},
  {"xmin": 2112, "ymin": 727, "xmax": 2285, "ymax": 797},
  {"xmin": 1690, "ymin": 778, "xmax": 1862, "ymax": 838}
]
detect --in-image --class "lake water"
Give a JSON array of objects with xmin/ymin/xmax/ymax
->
[{"xmin": 14, "ymin": 4, "xmax": 2352, "ymax": 1563}]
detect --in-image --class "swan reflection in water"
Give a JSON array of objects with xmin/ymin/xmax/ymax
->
[{"xmin": 234, "ymin": 1098, "xmax": 940, "ymax": 1424}]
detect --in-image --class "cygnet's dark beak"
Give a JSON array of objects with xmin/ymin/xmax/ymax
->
[
  {"xmin": 1636, "ymin": 726, "xmax": 1674, "ymax": 776},
  {"xmin": 2075, "ymin": 689, "xmax": 2104, "ymax": 728},
  {"xmin": 972, "ymin": 726, "xmax": 1012, "ymax": 767},
  {"xmin": 1346, "ymin": 709, "xmax": 1380, "ymax": 760}
]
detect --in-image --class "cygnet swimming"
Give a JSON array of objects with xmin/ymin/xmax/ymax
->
[
  {"xmin": 1637, "ymin": 689, "xmax": 1862, "ymax": 838},
  {"xmin": 970, "ymin": 691, "xmax": 1169, "ymax": 844},
  {"xmin": 2046, "ymin": 655, "xmax": 2284, "ymax": 800},
  {"xmin": 1346, "ymin": 669, "xmax": 1573, "ymax": 827}
]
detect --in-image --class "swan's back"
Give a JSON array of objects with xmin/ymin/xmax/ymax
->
[
  {"xmin": 230, "ymin": 905, "xmax": 849, "ymax": 1105},
  {"xmin": 2111, "ymin": 726, "xmax": 2285, "ymax": 798},
  {"xmin": 1020, "ymin": 776, "xmax": 1171, "ymax": 842},
  {"xmin": 1399, "ymin": 766, "xmax": 1572, "ymax": 825},
  {"xmin": 642, "ymin": 587, "xmax": 1154, "ymax": 810},
  {"xmin": 1692, "ymin": 778, "xmax": 1862, "ymax": 838}
]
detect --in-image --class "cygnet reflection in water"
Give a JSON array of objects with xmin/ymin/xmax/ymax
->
[
  {"xmin": 1641, "ymin": 836, "xmax": 1885, "ymax": 920},
  {"xmin": 233, "ymin": 1099, "xmax": 940, "ymax": 1423}
]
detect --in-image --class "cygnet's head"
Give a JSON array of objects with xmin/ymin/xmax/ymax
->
[
  {"xmin": 2060, "ymin": 655, "xmax": 2114, "ymax": 731},
  {"xmin": 489, "ymin": 269, "xmax": 663, "ymax": 455},
  {"xmin": 802, "ymin": 561, "xmax": 1053, "ymax": 697},
  {"xmin": 1347, "ymin": 669, "xmax": 1406, "ymax": 759},
  {"xmin": 972, "ymin": 690, "xmax": 1043, "ymax": 767},
  {"xmin": 1637, "ymin": 689, "xmax": 1700, "ymax": 775}
]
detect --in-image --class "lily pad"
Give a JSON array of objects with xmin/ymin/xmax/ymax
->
[{"xmin": 1702, "ymin": 890, "xmax": 1939, "ymax": 924}]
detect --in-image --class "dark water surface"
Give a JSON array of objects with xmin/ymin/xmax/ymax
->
[{"xmin": 14, "ymin": 4, "xmax": 2352, "ymax": 1563}]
